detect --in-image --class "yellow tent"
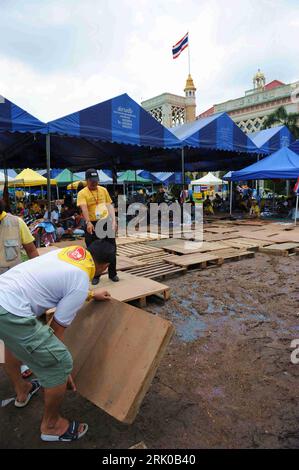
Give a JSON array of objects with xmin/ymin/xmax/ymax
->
[
  {"xmin": 67, "ymin": 180, "xmax": 86, "ymax": 190},
  {"xmin": 9, "ymin": 168, "xmax": 56, "ymax": 187}
]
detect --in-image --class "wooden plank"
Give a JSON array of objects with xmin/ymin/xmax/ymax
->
[
  {"xmin": 162, "ymin": 240, "xmax": 229, "ymax": 255},
  {"xmin": 117, "ymin": 244, "xmax": 164, "ymax": 257},
  {"xmin": 116, "ymin": 255, "xmax": 143, "ymax": 271},
  {"xmin": 126, "ymin": 262, "xmax": 186, "ymax": 279},
  {"xmin": 210, "ymin": 248, "xmax": 255, "ymax": 261},
  {"xmin": 92, "ymin": 272, "xmax": 170, "ymax": 305},
  {"xmin": 259, "ymin": 243, "xmax": 299, "ymax": 257},
  {"xmin": 165, "ymin": 252, "xmax": 223, "ymax": 269},
  {"xmin": 64, "ymin": 298, "xmax": 174, "ymax": 423},
  {"xmin": 204, "ymin": 227, "xmax": 236, "ymax": 234}
]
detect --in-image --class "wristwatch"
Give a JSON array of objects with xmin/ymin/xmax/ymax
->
[{"xmin": 86, "ymin": 290, "xmax": 95, "ymax": 301}]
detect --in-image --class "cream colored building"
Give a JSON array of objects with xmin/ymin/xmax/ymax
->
[
  {"xmin": 141, "ymin": 74, "xmax": 197, "ymax": 128},
  {"xmin": 198, "ymin": 70, "xmax": 299, "ymax": 133}
]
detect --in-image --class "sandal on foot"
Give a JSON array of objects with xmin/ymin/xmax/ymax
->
[
  {"xmin": 14, "ymin": 379, "xmax": 41, "ymax": 408},
  {"xmin": 41, "ymin": 420, "xmax": 89, "ymax": 442}
]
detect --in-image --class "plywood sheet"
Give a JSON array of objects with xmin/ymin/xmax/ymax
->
[
  {"xmin": 165, "ymin": 252, "xmax": 223, "ymax": 267},
  {"xmin": 64, "ymin": 298, "xmax": 174, "ymax": 423},
  {"xmin": 162, "ymin": 240, "xmax": 228, "ymax": 255},
  {"xmin": 92, "ymin": 272, "xmax": 170, "ymax": 303}
]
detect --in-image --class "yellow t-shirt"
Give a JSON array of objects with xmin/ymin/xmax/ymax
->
[
  {"xmin": 0, "ymin": 211, "xmax": 34, "ymax": 245},
  {"xmin": 77, "ymin": 186, "xmax": 112, "ymax": 222}
]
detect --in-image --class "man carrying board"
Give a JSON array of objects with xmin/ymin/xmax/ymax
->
[{"xmin": 0, "ymin": 240, "xmax": 114, "ymax": 442}]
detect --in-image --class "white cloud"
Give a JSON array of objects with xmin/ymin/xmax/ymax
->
[{"xmin": 0, "ymin": 0, "xmax": 298, "ymax": 120}]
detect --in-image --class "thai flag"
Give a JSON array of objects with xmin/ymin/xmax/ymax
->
[
  {"xmin": 172, "ymin": 33, "xmax": 189, "ymax": 59},
  {"xmin": 294, "ymin": 177, "xmax": 299, "ymax": 194}
]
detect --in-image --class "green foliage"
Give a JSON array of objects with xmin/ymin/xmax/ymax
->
[{"xmin": 262, "ymin": 106, "xmax": 299, "ymax": 138}]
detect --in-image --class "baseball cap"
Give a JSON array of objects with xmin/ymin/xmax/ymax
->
[{"xmin": 85, "ymin": 169, "xmax": 99, "ymax": 182}]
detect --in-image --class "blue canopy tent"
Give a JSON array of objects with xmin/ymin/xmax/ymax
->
[
  {"xmin": 231, "ymin": 147, "xmax": 299, "ymax": 181},
  {"xmin": 289, "ymin": 139, "xmax": 299, "ymax": 155},
  {"xmin": 137, "ymin": 170, "xmax": 161, "ymax": 183},
  {"xmin": 46, "ymin": 93, "xmax": 182, "ymax": 171},
  {"xmin": 169, "ymin": 112, "xmax": 264, "ymax": 179},
  {"xmin": 152, "ymin": 172, "xmax": 191, "ymax": 185},
  {"xmin": 248, "ymin": 125, "xmax": 295, "ymax": 153},
  {"xmin": 231, "ymin": 147, "xmax": 299, "ymax": 223},
  {"xmin": 0, "ymin": 95, "xmax": 47, "ymax": 168}
]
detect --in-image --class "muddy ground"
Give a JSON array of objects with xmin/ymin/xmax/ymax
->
[{"xmin": 1, "ymin": 252, "xmax": 299, "ymax": 449}]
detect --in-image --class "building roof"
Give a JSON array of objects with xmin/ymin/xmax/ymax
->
[
  {"xmin": 197, "ymin": 79, "xmax": 287, "ymax": 119},
  {"xmin": 264, "ymin": 80, "xmax": 285, "ymax": 91}
]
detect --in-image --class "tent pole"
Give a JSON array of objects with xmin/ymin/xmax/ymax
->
[
  {"xmin": 295, "ymin": 194, "xmax": 299, "ymax": 226},
  {"xmin": 181, "ymin": 147, "xmax": 185, "ymax": 187},
  {"xmin": 46, "ymin": 134, "xmax": 51, "ymax": 216},
  {"xmin": 230, "ymin": 181, "xmax": 233, "ymax": 216}
]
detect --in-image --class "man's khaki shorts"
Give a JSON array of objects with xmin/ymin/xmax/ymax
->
[{"xmin": 0, "ymin": 305, "xmax": 73, "ymax": 388}]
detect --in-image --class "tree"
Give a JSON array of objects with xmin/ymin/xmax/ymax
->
[{"xmin": 262, "ymin": 106, "xmax": 299, "ymax": 138}]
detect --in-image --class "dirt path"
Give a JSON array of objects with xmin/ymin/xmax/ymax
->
[{"xmin": 1, "ymin": 253, "xmax": 299, "ymax": 449}]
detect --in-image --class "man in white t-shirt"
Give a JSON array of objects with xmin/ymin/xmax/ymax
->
[{"xmin": 0, "ymin": 240, "xmax": 114, "ymax": 442}]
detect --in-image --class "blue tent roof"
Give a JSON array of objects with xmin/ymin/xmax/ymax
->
[
  {"xmin": 223, "ymin": 171, "xmax": 233, "ymax": 181},
  {"xmin": 48, "ymin": 93, "xmax": 181, "ymax": 149},
  {"xmin": 152, "ymin": 172, "xmax": 191, "ymax": 185},
  {"xmin": 137, "ymin": 170, "xmax": 161, "ymax": 183},
  {"xmin": 231, "ymin": 147, "xmax": 299, "ymax": 181},
  {"xmin": 170, "ymin": 112, "xmax": 262, "ymax": 154},
  {"xmin": 249, "ymin": 125, "xmax": 295, "ymax": 153},
  {"xmin": 0, "ymin": 95, "xmax": 46, "ymax": 134},
  {"xmin": 289, "ymin": 139, "xmax": 299, "ymax": 155}
]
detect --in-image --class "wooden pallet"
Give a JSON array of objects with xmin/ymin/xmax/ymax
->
[
  {"xmin": 125, "ymin": 260, "xmax": 187, "ymax": 280},
  {"xmin": 133, "ymin": 251, "xmax": 175, "ymax": 265},
  {"xmin": 221, "ymin": 238, "xmax": 271, "ymax": 252},
  {"xmin": 117, "ymin": 243, "xmax": 164, "ymax": 258},
  {"xmin": 92, "ymin": 272, "xmax": 170, "ymax": 307},
  {"xmin": 162, "ymin": 240, "xmax": 229, "ymax": 255},
  {"xmin": 116, "ymin": 255, "xmax": 144, "ymax": 271},
  {"xmin": 259, "ymin": 243, "xmax": 299, "ymax": 257},
  {"xmin": 209, "ymin": 248, "xmax": 255, "ymax": 262},
  {"xmin": 203, "ymin": 233, "xmax": 239, "ymax": 242},
  {"xmin": 165, "ymin": 252, "xmax": 224, "ymax": 270}
]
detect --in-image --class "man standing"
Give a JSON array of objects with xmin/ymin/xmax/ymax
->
[
  {"xmin": 0, "ymin": 199, "xmax": 40, "ymax": 378},
  {"xmin": 0, "ymin": 240, "xmax": 114, "ymax": 442},
  {"xmin": 77, "ymin": 169, "xmax": 119, "ymax": 285},
  {"xmin": 0, "ymin": 198, "xmax": 39, "ymax": 274}
]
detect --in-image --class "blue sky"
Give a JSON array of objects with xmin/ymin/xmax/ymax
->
[{"xmin": 0, "ymin": 0, "xmax": 298, "ymax": 121}]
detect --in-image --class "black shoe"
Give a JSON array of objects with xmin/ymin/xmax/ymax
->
[
  {"xmin": 92, "ymin": 277, "xmax": 100, "ymax": 285},
  {"xmin": 109, "ymin": 275, "xmax": 119, "ymax": 282}
]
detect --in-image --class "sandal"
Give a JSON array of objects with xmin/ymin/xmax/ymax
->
[
  {"xmin": 41, "ymin": 420, "xmax": 89, "ymax": 442},
  {"xmin": 14, "ymin": 379, "xmax": 41, "ymax": 408}
]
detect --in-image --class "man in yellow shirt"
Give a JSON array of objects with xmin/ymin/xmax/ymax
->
[
  {"xmin": 0, "ymin": 199, "xmax": 39, "ymax": 275},
  {"xmin": 0, "ymin": 198, "xmax": 39, "ymax": 379},
  {"xmin": 77, "ymin": 169, "xmax": 118, "ymax": 285}
]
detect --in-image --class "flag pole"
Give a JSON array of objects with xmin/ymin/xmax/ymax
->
[{"xmin": 187, "ymin": 31, "xmax": 191, "ymax": 75}]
